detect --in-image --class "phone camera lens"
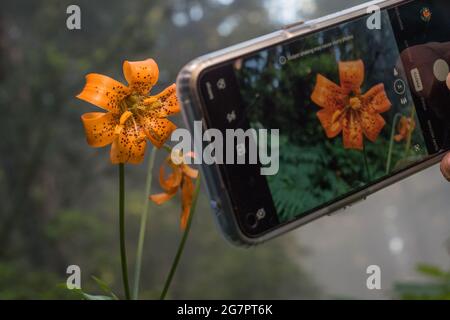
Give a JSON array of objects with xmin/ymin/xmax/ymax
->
[{"xmin": 245, "ymin": 212, "xmax": 258, "ymax": 229}]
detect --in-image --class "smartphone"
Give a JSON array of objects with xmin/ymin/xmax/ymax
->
[{"xmin": 176, "ymin": 0, "xmax": 450, "ymax": 246}]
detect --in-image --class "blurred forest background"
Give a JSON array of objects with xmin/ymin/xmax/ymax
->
[{"xmin": 0, "ymin": 0, "xmax": 449, "ymax": 299}]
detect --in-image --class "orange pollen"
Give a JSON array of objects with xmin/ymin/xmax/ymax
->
[
  {"xmin": 144, "ymin": 96, "xmax": 157, "ymax": 105},
  {"xmin": 349, "ymin": 97, "xmax": 362, "ymax": 110},
  {"xmin": 331, "ymin": 109, "xmax": 343, "ymax": 123},
  {"xmin": 114, "ymin": 125, "xmax": 124, "ymax": 136},
  {"xmin": 143, "ymin": 96, "xmax": 162, "ymax": 110},
  {"xmin": 120, "ymin": 110, "xmax": 133, "ymax": 125}
]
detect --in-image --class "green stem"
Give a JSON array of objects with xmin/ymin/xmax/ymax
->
[
  {"xmin": 162, "ymin": 144, "xmax": 172, "ymax": 153},
  {"xmin": 386, "ymin": 113, "xmax": 402, "ymax": 175},
  {"xmin": 404, "ymin": 107, "xmax": 416, "ymax": 158},
  {"xmin": 362, "ymin": 144, "xmax": 371, "ymax": 182},
  {"xmin": 132, "ymin": 148, "xmax": 157, "ymax": 300},
  {"xmin": 119, "ymin": 163, "xmax": 131, "ymax": 300},
  {"xmin": 159, "ymin": 175, "xmax": 201, "ymax": 300}
]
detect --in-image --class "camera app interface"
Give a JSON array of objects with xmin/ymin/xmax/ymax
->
[{"xmin": 233, "ymin": 0, "xmax": 450, "ymax": 224}]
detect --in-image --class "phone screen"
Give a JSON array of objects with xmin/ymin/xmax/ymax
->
[{"xmin": 199, "ymin": 0, "xmax": 450, "ymax": 235}]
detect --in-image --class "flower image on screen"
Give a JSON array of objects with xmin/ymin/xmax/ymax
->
[{"xmin": 234, "ymin": 12, "xmax": 428, "ymax": 223}]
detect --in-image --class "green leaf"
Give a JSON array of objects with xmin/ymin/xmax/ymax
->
[
  {"xmin": 70, "ymin": 288, "xmax": 113, "ymax": 300},
  {"xmin": 91, "ymin": 276, "xmax": 119, "ymax": 300},
  {"xmin": 394, "ymin": 282, "xmax": 450, "ymax": 300},
  {"xmin": 81, "ymin": 292, "xmax": 114, "ymax": 300},
  {"xmin": 416, "ymin": 264, "xmax": 450, "ymax": 279}
]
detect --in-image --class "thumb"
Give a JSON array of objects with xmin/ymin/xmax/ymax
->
[{"xmin": 441, "ymin": 153, "xmax": 450, "ymax": 181}]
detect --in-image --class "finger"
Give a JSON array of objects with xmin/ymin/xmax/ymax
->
[
  {"xmin": 447, "ymin": 73, "xmax": 450, "ymax": 90},
  {"xmin": 441, "ymin": 153, "xmax": 450, "ymax": 181}
]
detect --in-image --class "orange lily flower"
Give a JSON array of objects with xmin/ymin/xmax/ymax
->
[
  {"xmin": 311, "ymin": 60, "xmax": 392, "ymax": 150},
  {"xmin": 149, "ymin": 151, "xmax": 199, "ymax": 230},
  {"xmin": 394, "ymin": 116, "xmax": 416, "ymax": 142},
  {"xmin": 77, "ymin": 59, "xmax": 180, "ymax": 164}
]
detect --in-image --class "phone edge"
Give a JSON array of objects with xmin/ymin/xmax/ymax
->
[{"xmin": 176, "ymin": 0, "xmax": 444, "ymax": 246}]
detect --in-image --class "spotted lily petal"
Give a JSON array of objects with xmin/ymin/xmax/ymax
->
[
  {"xmin": 81, "ymin": 112, "xmax": 118, "ymax": 147},
  {"xmin": 342, "ymin": 112, "xmax": 363, "ymax": 150},
  {"xmin": 110, "ymin": 123, "xmax": 147, "ymax": 164},
  {"xmin": 77, "ymin": 73, "xmax": 129, "ymax": 113},
  {"xmin": 139, "ymin": 116, "xmax": 177, "ymax": 148},
  {"xmin": 145, "ymin": 84, "xmax": 180, "ymax": 116},
  {"xmin": 311, "ymin": 74, "xmax": 347, "ymax": 111},
  {"xmin": 159, "ymin": 160, "xmax": 182, "ymax": 192},
  {"xmin": 339, "ymin": 60, "xmax": 365, "ymax": 94},
  {"xmin": 359, "ymin": 110, "xmax": 386, "ymax": 142},
  {"xmin": 316, "ymin": 108, "xmax": 343, "ymax": 138},
  {"xmin": 362, "ymin": 84, "xmax": 392, "ymax": 113},
  {"xmin": 123, "ymin": 59, "xmax": 159, "ymax": 95}
]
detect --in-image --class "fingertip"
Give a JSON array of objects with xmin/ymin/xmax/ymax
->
[{"xmin": 441, "ymin": 153, "xmax": 450, "ymax": 181}]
